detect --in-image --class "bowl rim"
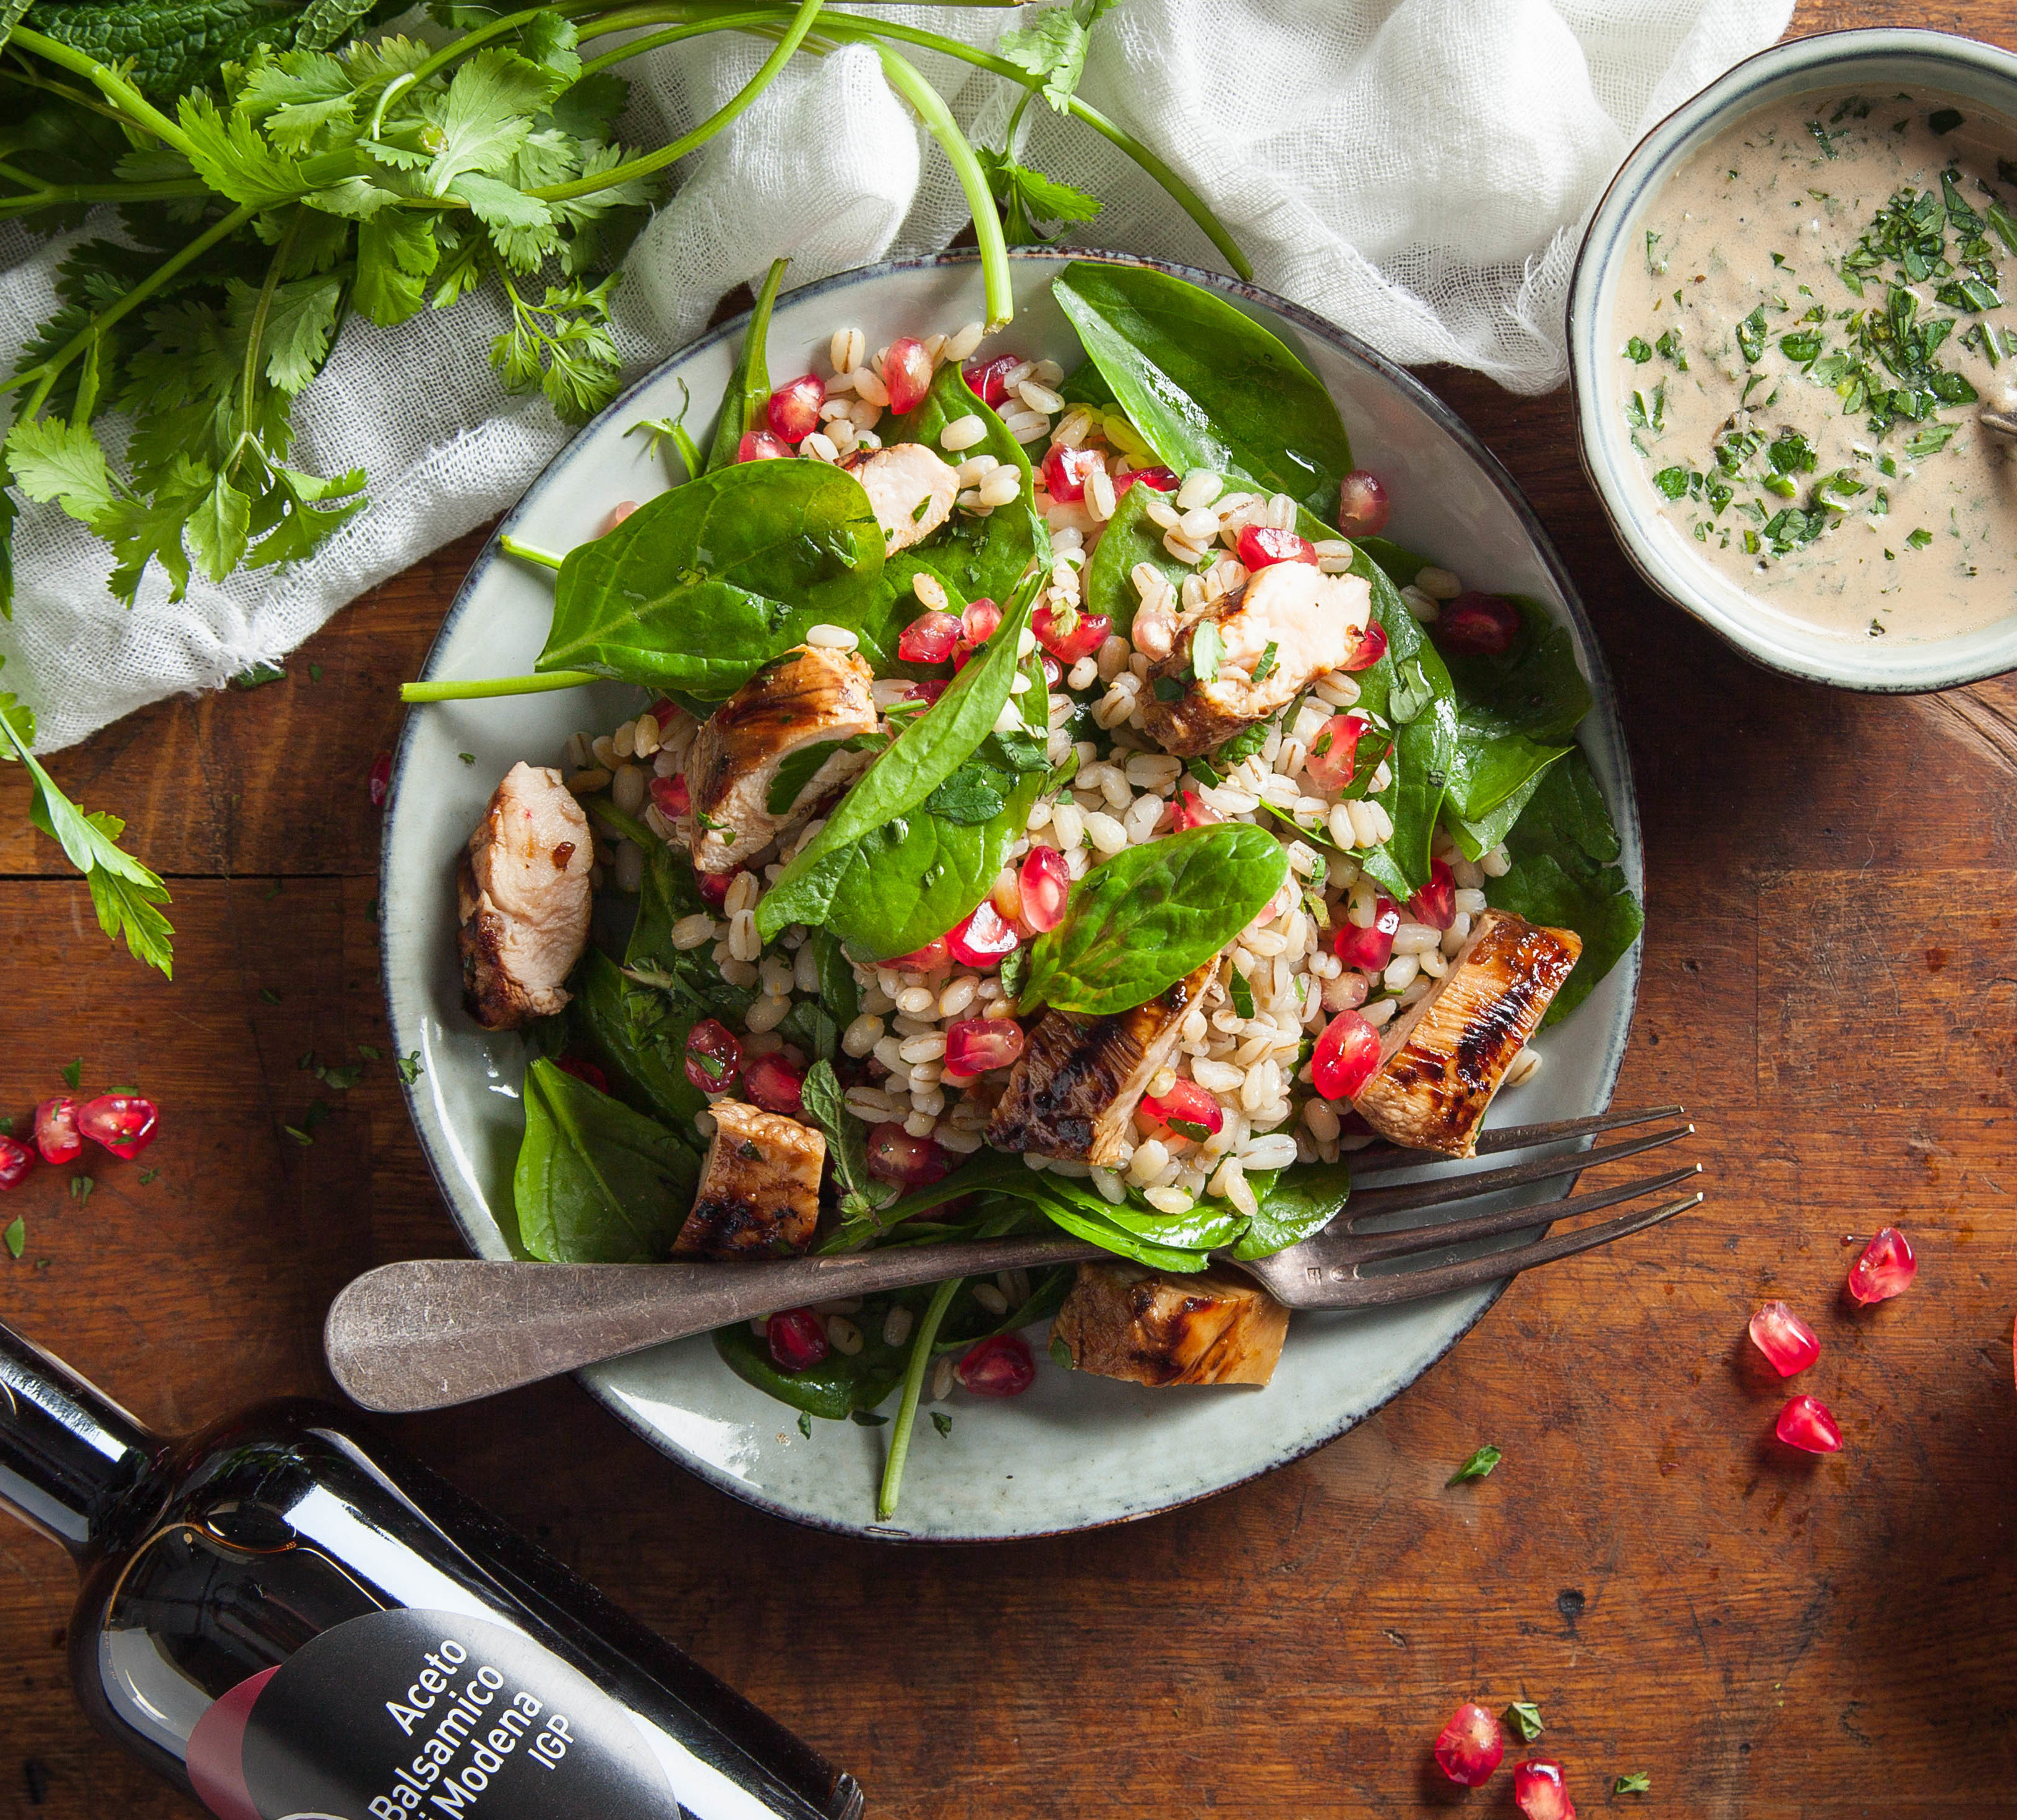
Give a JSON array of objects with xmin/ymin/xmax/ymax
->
[
  {"xmin": 381, "ymin": 244, "xmax": 1642, "ymax": 1541},
  {"xmin": 1567, "ymin": 25, "xmax": 2017, "ymax": 695}
]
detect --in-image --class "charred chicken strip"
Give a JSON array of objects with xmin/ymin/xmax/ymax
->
[
  {"xmin": 457, "ymin": 762, "xmax": 593, "ymax": 1030},
  {"xmin": 1052, "ymin": 1262, "xmax": 1290, "ymax": 1386},
  {"xmin": 1352, "ymin": 908, "xmax": 1581, "ymax": 1157},
  {"xmin": 673, "ymin": 1099, "xmax": 825, "ymax": 1259}
]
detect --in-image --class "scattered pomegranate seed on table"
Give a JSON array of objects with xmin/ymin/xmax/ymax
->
[
  {"xmin": 767, "ymin": 373, "xmax": 824, "ymax": 443},
  {"xmin": 767, "ymin": 1308, "xmax": 829, "ymax": 1373},
  {"xmin": 1432, "ymin": 1701, "xmax": 1505, "ymax": 1787},
  {"xmin": 955, "ymin": 1334, "xmax": 1036, "ymax": 1397},
  {"xmin": 1513, "ymin": 1759, "xmax": 1576, "ymax": 1820},
  {"xmin": 865, "ymin": 1123, "xmax": 953, "ymax": 1189},
  {"xmin": 682, "ymin": 1019, "xmax": 742, "ymax": 1096},
  {"xmin": 1235, "ymin": 524, "xmax": 1317, "ymax": 571},
  {"xmin": 1748, "ymin": 1301, "xmax": 1820, "ymax": 1376},
  {"xmin": 881, "ymin": 337, "xmax": 933, "ymax": 415},
  {"xmin": 1846, "ymin": 1227, "xmax": 1916, "ymax": 1303},
  {"xmin": 77, "ymin": 1094, "xmax": 160, "ymax": 1161},
  {"xmin": 1312, "ymin": 1009, "xmax": 1382, "ymax": 1101},
  {"xmin": 33, "ymin": 1098, "xmax": 80, "ymax": 1166},
  {"xmin": 1336, "ymin": 468, "xmax": 1391, "ymax": 537},
  {"xmin": 368, "ymin": 751, "xmax": 392, "ymax": 808},
  {"xmin": 0, "ymin": 1137, "xmax": 32, "ymax": 1190},
  {"xmin": 1775, "ymin": 1394, "xmax": 1843, "ymax": 1454}
]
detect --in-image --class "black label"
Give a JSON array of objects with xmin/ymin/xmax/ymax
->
[{"xmin": 210, "ymin": 1608, "xmax": 684, "ymax": 1819}]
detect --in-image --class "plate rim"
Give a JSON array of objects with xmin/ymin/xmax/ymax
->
[{"xmin": 380, "ymin": 245, "xmax": 1642, "ymax": 1542}]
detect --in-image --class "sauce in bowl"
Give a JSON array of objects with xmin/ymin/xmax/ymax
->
[{"xmin": 1613, "ymin": 89, "xmax": 2017, "ymax": 643}]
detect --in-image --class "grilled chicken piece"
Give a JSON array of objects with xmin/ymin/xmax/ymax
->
[
  {"xmin": 686, "ymin": 644, "xmax": 878, "ymax": 874},
  {"xmin": 457, "ymin": 762, "xmax": 593, "ymax": 1030},
  {"xmin": 985, "ymin": 962, "xmax": 1216, "ymax": 1166},
  {"xmin": 1353, "ymin": 909, "xmax": 1581, "ymax": 1157},
  {"xmin": 850, "ymin": 442, "xmax": 960, "ymax": 554},
  {"xmin": 1142, "ymin": 561, "xmax": 1373, "ymax": 757},
  {"xmin": 1052, "ymin": 1262, "xmax": 1289, "ymax": 1387},
  {"xmin": 673, "ymin": 1099, "xmax": 825, "ymax": 1259}
]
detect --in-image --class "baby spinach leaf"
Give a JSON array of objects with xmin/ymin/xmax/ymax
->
[
  {"xmin": 714, "ymin": 1312, "xmax": 908, "ymax": 1418},
  {"xmin": 1053, "ymin": 261, "xmax": 1353, "ymax": 524},
  {"xmin": 922, "ymin": 1154, "xmax": 1220, "ymax": 1270},
  {"xmin": 1017, "ymin": 822, "xmax": 1288, "ymax": 1017},
  {"xmin": 513, "ymin": 1058, "xmax": 699, "ymax": 1262},
  {"xmin": 1232, "ymin": 1159, "xmax": 1353, "ymax": 1259},
  {"xmin": 1026, "ymin": 1191, "xmax": 1216, "ymax": 1272},
  {"xmin": 536, "ymin": 460, "xmax": 884, "ymax": 701},
  {"xmin": 1082, "ymin": 477, "xmax": 1189, "ymax": 636},
  {"xmin": 622, "ymin": 838, "xmax": 755, "ymax": 1022},
  {"xmin": 703, "ymin": 257, "xmax": 786, "ymax": 473},
  {"xmin": 1353, "ymin": 546, "xmax": 1458, "ymax": 899},
  {"xmin": 568, "ymin": 947, "xmax": 705, "ymax": 1128}
]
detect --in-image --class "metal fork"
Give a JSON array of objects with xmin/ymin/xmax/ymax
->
[{"xmin": 324, "ymin": 1105, "xmax": 1698, "ymax": 1414}]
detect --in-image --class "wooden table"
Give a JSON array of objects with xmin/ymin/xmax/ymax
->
[{"xmin": 3, "ymin": 5, "xmax": 2013, "ymax": 1811}]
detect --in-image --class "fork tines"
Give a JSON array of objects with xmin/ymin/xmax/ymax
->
[{"xmin": 1345, "ymin": 1102, "xmax": 1688, "ymax": 1176}]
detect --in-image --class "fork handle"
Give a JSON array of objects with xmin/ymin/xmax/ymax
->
[{"xmin": 324, "ymin": 1236, "xmax": 1106, "ymax": 1414}]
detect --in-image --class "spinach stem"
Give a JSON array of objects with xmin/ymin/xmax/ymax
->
[
  {"xmin": 878, "ymin": 1275, "xmax": 961, "ymax": 1520},
  {"xmin": 7, "ymin": 28, "xmax": 199, "ymax": 157},
  {"xmin": 585, "ymin": 796, "xmax": 656, "ymax": 847},
  {"xmin": 499, "ymin": 533, "xmax": 566, "ymax": 570},
  {"xmin": 399, "ymin": 671, "xmax": 601, "ymax": 702}
]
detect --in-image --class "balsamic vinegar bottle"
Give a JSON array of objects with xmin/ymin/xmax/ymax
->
[{"xmin": 0, "ymin": 1321, "xmax": 862, "ymax": 1820}]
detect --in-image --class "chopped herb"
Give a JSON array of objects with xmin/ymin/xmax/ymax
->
[
  {"xmin": 1447, "ymin": 1443, "xmax": 1502, "ymax": 1486},
  {"xmin": 1903, "ymin": 423, "xmax": 1958, "ymax": 458},
  {"xmin": 397, "ymin": 1052, "xmax": 424, "ymax": 1085},
  {"xmin": 1049, "ymin": 1334, "xmax": 1075, "ymax": 1369},
  {"xmin": 1736, "ymin": 306, "xmax": 1770, "ymax": 364},
  {"xmin": 849, "ymin": 1408, "xmax": 888, "ymax": 1426},
  {"xmin": 1779, "ymin": 329, "xmax": 1823, "ymax": 362},
  {"xmin": 0, "ymin": 1116, "xmax": 10, "ymax": 1136},
  {"xmin": 1652, "ymin": 467, "xmax": 1690, "ymax": 501},
  {"xmin": 1654, "ymin": 327, "xmax": 1688, "ymax": 369},
  {"xmin": 1166, "ymin": 1118, "xmax": 1213, "ymax": 1142},
  {"xmin": 1190, "ymin": 619, "xmax": 1223, "ymax": 684},
  {"xmin": 797, "ymin": 1410, "xmax": 813, "ymax": 1438},
  {"xmin": 1625, "ymin": 336, "xmax": 1653, "ymax": 363},
  {"xmin": 258, "ymin": 988, "xmax": 282, "ymax": 1005},
  {"xmin": 308, "ymin": 663, "xmax": 324, "ymax": 683},
  {"xmin": 1250, "ymin": 641, "xmax": 1279, "ymax": 684},
  {"xmin": 932, "ymin": 1411, "xmax": 953, "ymax": 1437},
  {"xmin": 283, "ymin": 1125, "xmax": 314, "ymax": 1147},
  {"xmin": 356, "ymin": 1044, "xmax": 382, "ymax": 1061},
  {"xmin": 59, "ymin": 1058, "xmax": 82, "ymax": 1090},
  {"xmin": 1906, "ymin": 527, "xmax": 1933, "ymax": 549},
  {"xmin": 264, "ymin": 879, "xmax": 283, "ymax": 900},
  {"xmin": 229, "ymin": 662, "xmax": 286, "ymax": 690},
  {"xmin": 3, "ymin": 1218, "xmax": 22, "ymax": 1260},
  {"xmin": 1152, "ymin": 675, "xmax": 1185, "ymax": 703},
  {"xmin": 458, "ymin": 752, "xmax": 477, "ymax": 766},
  {"xmin": 1806, "ymin": 120, "xmax": 1838, "ymax": 158},
  {"xmin": 69, "ymin": 1176, "xmax": 93, "ymax": 1205},
  {"xmin": 1645, "ymin": 228, "xmax": 1665, "ymax": 274},
  {"xmin": 1928, "ymin": 107, "xmax": 1964, "ymax": 135},
  {"xmin": 137, "ymin": 1167, "xmax": 160, "ymax": 1186},
  {"xmin": 1614, "ymin": 1772, "xmax": 1651, "ymax": 1795},
  {"xmin": 1229, "ymin": 970, "xmax": 1255, "ymax": 1018},
  {"xmin": 911, "ymin": 494, "xmax": 933, "ymax": 522},
  {"xmin": 1504, "ymin": 1701, "xmax": 1544, "ymax": 1743}
]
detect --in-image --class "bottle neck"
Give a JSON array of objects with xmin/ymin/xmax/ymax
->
[{"xmin": 0, "ymin": 1322, "xmax": 158, "ymax": 1558}]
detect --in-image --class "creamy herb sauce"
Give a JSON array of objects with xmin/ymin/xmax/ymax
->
[{"xmin": 1614, "ymin": 90, "xmax": 2017, "ymax": 642}]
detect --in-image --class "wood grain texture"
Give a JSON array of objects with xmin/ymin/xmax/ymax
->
[{"xmin": 4, "ymin": 4, "xmax": 2017, "ymax": 1813}]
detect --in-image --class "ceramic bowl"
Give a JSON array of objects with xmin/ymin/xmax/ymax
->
[
  {"xmin": 1568, "ymin": 28, "xmax": 2017, "ymax": 693},
  {"xmin": 381, "ymin": 248, "xmax": 1642, "ymax": 1541}
]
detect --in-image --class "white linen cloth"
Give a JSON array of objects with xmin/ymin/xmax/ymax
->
[{"xmin": 0, "ymin": 0, "xmax": 1791, "ymax": 753}]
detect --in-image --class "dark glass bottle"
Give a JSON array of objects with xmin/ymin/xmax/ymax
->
[{"xmin": 0, "ymin": 1321, "xmax": 862, "ymax": 1820}]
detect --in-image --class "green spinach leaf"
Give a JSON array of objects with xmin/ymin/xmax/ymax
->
[
  {"xmin": 1232, "ymin": 1160, "xmax": 1352, "ymax": 1259},
  {"xmin": 703, "ymin": 256, "xmax": 786, "ymax": 473},
  {"xmin": 1081, "ymin": 475, "xmax": 1189, "ymax": 637},
  {"xmin": 567, "ymin": 947, "xmax": 705, "ymax": 1127}
]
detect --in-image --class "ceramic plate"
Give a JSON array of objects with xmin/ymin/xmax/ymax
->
[{"xmin": 381, "ymin": 250, "xmax": 1642, "ymax": 1541}]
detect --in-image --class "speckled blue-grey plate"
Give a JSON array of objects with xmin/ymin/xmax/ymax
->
[{"xmin": 381, "ymin": 249, "xmax": 1641, "ymax": 1542}]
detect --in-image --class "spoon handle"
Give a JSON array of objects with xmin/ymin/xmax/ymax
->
[{"xmin": 324, "ymin": 1236, "xmax": 1104, "ymax": 1413}]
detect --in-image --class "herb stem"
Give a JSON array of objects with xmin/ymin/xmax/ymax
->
[
  {"xmin": 877, "ymin": 1274, "xmax": 961, "ymax": 1520},
  {"xmin": 499, "ymin": 533, "xmax": 566, "ymax": 569},
  {"xmin": 238, "ymin": 208, "xmax": 306, "ymax": 471},
  {"xmin": 399, "ymin": 671, "xmax": 602, "ymax": 702},
  {"xmin": 576, "ymin": 9, "xmax": 788, "ymax": 82},
  {"xmin": 585, "ymin": 796, "xmax": 656, "ymax": 847},
  {"xmin": 8, "ymin": 28, "xmax": 199, "ymax": 158}
]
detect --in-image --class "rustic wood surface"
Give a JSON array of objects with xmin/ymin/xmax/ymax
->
[{"xmin": 2, "ymin": 4, "xmax": 2015, "ymax": 1813}]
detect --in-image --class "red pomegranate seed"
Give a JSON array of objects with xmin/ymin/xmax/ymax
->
[
  {"xmin": 1172, "ymin": 788, "xmax": 1222, "ymax": 831},
  {"xmin": 944, "ymin": 1017, "xmax": 1025, "ymax": 1078},
  {"xmin": 33, "ymin": 1097, "xmax": 80, "ymax": 1166},
  {"xmin": 1408, "ymin": 860, "xmax": 1456, "ymax": 931},
  {"xmin": 1432, "ymin": 1701, "xmax": 1504, "ymax": 1788},
  {"xmin": 1312, "ymin": 1010, "xmax": 1383, "ymax": 1100},
  {"xmin": 649, "ymin": 772, "xmax": 691, "ymax": 818},
  {"xmin": 892, "ymin": 934, "xmax": 952, "ymax": 973},
  {"xmin": 742, "ymin": 1051, "xmax": 806, "ymax": 1118},
  {"xmin": 1039, "ymin": 650, "xmax": 1062, "ymax": 689},
  {"xmin": 1334, "ymin": 897, "xmax": 1400, "ymax": 972},
  {"xmin": 598, "ymin": 499, "xmax": 639, "ymax": 536},
  {"xmin": 1847, "ymin": 1227, "xmax": 1916, "ymax": 1303},
  {"xmin": 767, "ymin": 1308, "xmax": 829, "ymax": 1373},
  {"xmin": 915, "ymin": 678, "xmax": 948, "ymax": 705},
  {"xmin": 866, "ymin": 1122, "xmax": 955, "ymax": 1188},
  {"xmin": 648, "ymin": 696, "xmax": 679, "ymax": 723},
  {"xmin": 767, "ymin": 373, "xmax": 824, "ymax": 444},
  {"xmin": 1112, "ymin": 465, "xmax": 1178, "ymax": 496},
  {"xmin": 76, "ymin": 1093, "xmax": 160, "ymax": 1161},
  {"xmin": 1018, "ymin": 847, "xmax": 1070, "ymax": 932},
  {"xmin": 1033, "ymin": 602, "xmax": 1109, "ymax": 663},
  {"xmin": 1336, "ymin": 468, "xmax": 1391, "ymax": 538},
  {"xmin": 955, "ymin": 1333, "xmax": 1036, "ymax": 1396},
  {"xmin": 1302, "ymin": 712, "xmax": 1367, "ymax": 793},
  {"xmin": 961, "ymin": 597, "xmax": 1002, "ymax": 645},
  {"xmin": 0, "ymin": 1136, "xmax": 32, "ymax": 1190},
  {"xmin": 1748, "ymin": 1301, "xmax": 1820, "ymax": 1376},
  {"xmin": 1776, "ymin": 1393, "xmax": 1843, "ymax": 1453},
  {"xmin": 883, "ymin": 337, "xmax": 934, "ymax": 415},
  {"xmin": 1513, "ymin": 1759, "xmax": 1576, "ymax": 1820},
  {"xmin": 683, "ymin": 1019, "xmax": 742, "ymax": 1096},
  {"xmin": 898, "ymin": 611, "xmax": 961, "ymax": 665},
  {"xmin": 963, "ymin": 354, "xmax": 1021, "ymax": 407},
  {"xmin": 554, "ymin": 1054, "xmax": 609, "ymax": 1093},
  {"xmin": 1140, "ymin": 1078, "xmax": 1223, "ymax": 1142},
  {"xmin": 698, "ymin": 871, "xmax": 737, "ymax": 911},
  {"xmin": 948, "ymin": 899, "xmax": 1019, "ymax": 970},
  {"xmin": 368, "ymin": 751, "xmax": 392, "ymax": 808},
  {"xmin": 1041, "ymin": 441, "xmax": 1104, "ymax": 503},
  {"xmin": 1341, "ymin": 619, "xmax": 1388, "ymax": 671},
  {"xmin": 1434, "ymin": 591, "xmax": 1521, "ymax": 657},
  {"xmin": 1236, "ymin": 524, "xmax": 1318, "ymax": 571},
  {"xmin": 737, "ymin": 429, "xmax": 791, "ymax": 463}
]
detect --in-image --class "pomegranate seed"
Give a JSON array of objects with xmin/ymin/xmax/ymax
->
[
  {"xmin": 1434, "ymin": 592, "xmax": 1521, "ymax": 657},
  {"xmin": 1432, "ymin": 1702, "xmax": 1504, "ymax": 1788},
  {"xmin": 1334, "ymin": 897, "xmax": 1401, "ymax": 972},
  {"xmin": 649, "ymin": 772, "xmax": 690, "ymax": 818},
  {"xmin": 697, "ymin": 869, "xmax": 735, "ymax": 909},
  {"xmin": 683, "ymin": 1019, "xmax": 742, "ymax": 1095},
  {"xmin": 736, "ymin": 429, "xmax": 791, "ymax": 463},
  {"xmin": 1041, "ymin": 441, "xmax": 1104, "ymax": 503},
  {"xmin": 368, "ymin": 751, "xmax": 392, "ymax": 808},
  {"xmin": 0, "ymin": 1137, "xmax": 32, "ymax": 1190},
  {"xmin": 1140, "ymin": 1078, "xmax": 1223, "ymax": 1142},
  {"xmin": 648, "ymin": 697, "xmax": 679, "ymax": 723},
  {"xmin": 1312, "ymin": 1010, "xmax": 1383, "ymax": 1100},
  {"xmin": 914, "ymin": 678, "xmax": 948, "ymax": 705},
  {"xmin": 1341, "ymin": 619, "xmax": 1388, "ymax": 671},
  {"xmin": 767, "ymin": 373, "xmax": 824, "ymax": 444},
  {"xmin": 1513, "ymin": 1759, "xmax": 1576, "ymax": 1820},
  {"xmin": 866, "ymin": 1122, "xmax": 955, "ymax": 1188},
  {"xmin": 898, "ymin": 611, "xmax": 961, "ymax": 665},
  {"xmin": 1776, "ymin": 1393, "xmax": 1843, "ymax": 1453},
  {"xmin": 882, "ymin": 337, "xmax": 934, "ymax": 415},
  {"xmin": 1236, "ymin": 524, "xmax": 1318, "ymax": 571},
  {"xmin": 943, "ymin": 1017, "xmax": 1025, "ymax": 1078},
  {"xmin": 1748, "ymin": 1301, "xmax": 1820, "ymax": 1376},
  {"xmin": 1112, "ymin": 465, "xmax": 1178, "ymax": 495},
  {"xmin": 1847, "ymin": 1227, "xmax": 1916, "ymax": 1303},
  {"xmin": 75, "ymin": 1093, "xmax": 160, "ymax": 1161},
  {"xmin": 963, "ymin": 353, "xmax": 1021, "ymax": 406},
  {"xmin": 892, "ymin": 934, "xmax": 952, "ymax": 973},
  {"xmin": 767, "ymin": 1308, "xmax": 829, "ymax": 1373},
  {"xmin": 955, "ymin": 1333, "xmax": 1036, "ymax": 1396},
  {"xmin": 1302, "ymin": 712, "xmax": 1368, "ymax": 793},
  {"xmin": 1336, "ymin": 468, "xmax": 1391, "ymax": 538},
  {"xmin": 1408, "ymin": 860, "xmax": 1457, "ymax": 931},
  {"xmin": 1033, "ymin": 602, "xmax": 1110, "ymax": 663},
  {"xmin": 1018, "ymin": 847, "xmax": 1070, "ymax": 932},
  {"xmin": 948, "ymin": 899, "xmax": 1019, "ymax": 970},
  {"xmin": 598, "ymin": 499, "xmax": 638, "ymax": 536},
  {"xmin": 554, "ymin": 1054, "xmax": 609, "ymax": 1093},
  {"xmin": 1039, "ymin": 650, "xmax": 1062, "ymax": 689},
  {"xmin": 742, "ymin": 1051, "xmax": 806, "ymax": 1118},
  {"xmin": 961, "ymin": 597, "xmax": 1002, "ymax": 645},
  {"xmin": 1172, "ymin": 788, "xmax": 1222, "ymax": 831},
  {"xmin": 33, "ymin": 1097, "xmax": 80, "ymax": 1166}
]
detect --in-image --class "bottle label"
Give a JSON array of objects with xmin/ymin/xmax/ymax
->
[{"xmin": 187, "ymin": 1609, "xmax": 685, "ymax": 1820}]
